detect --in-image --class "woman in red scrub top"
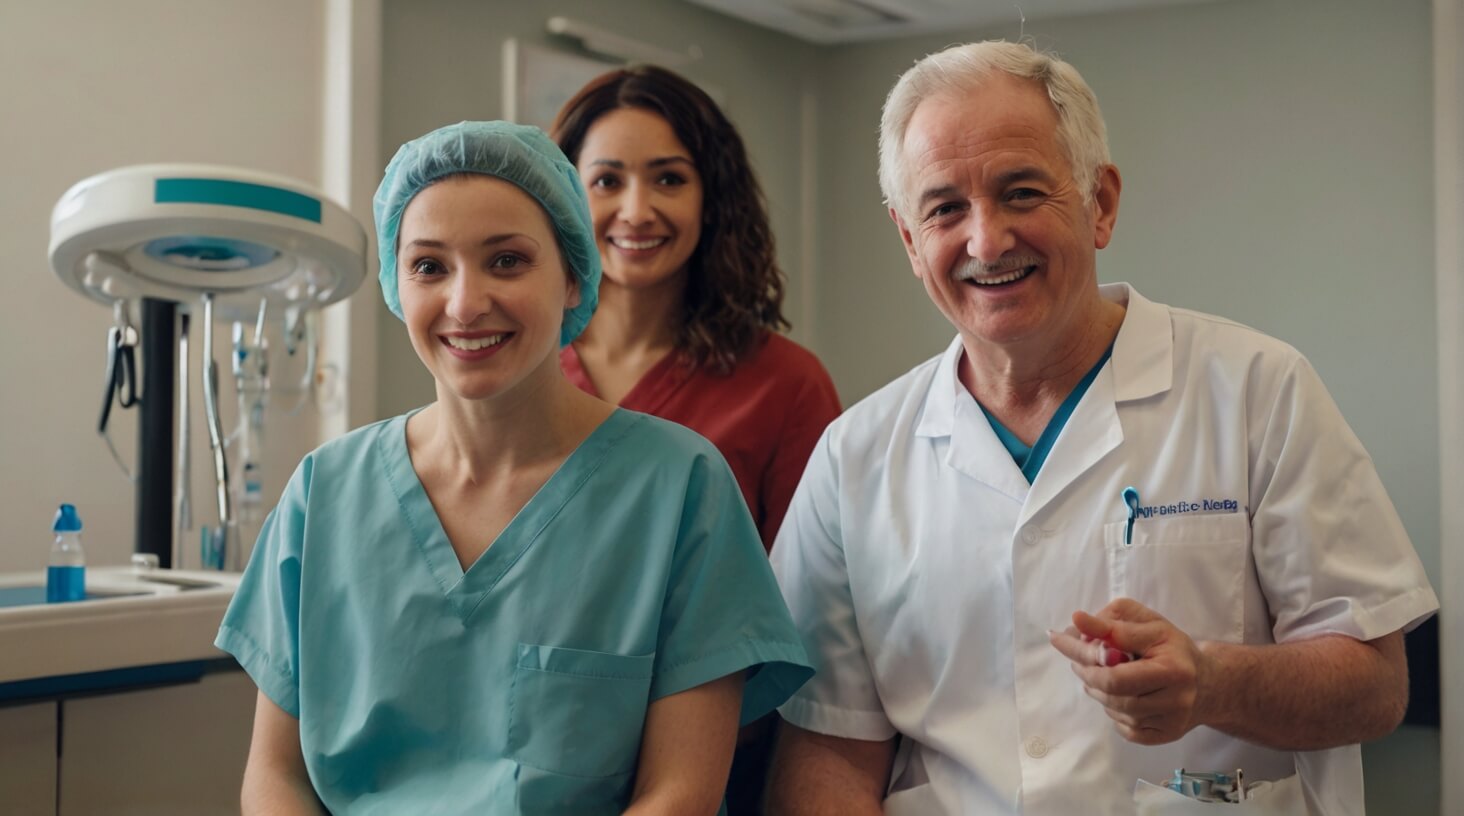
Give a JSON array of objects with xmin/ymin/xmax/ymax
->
[
  {"xmin": 552, "ymin": 66, "xmax": 840, "ymax": 555},
  {"xmin": 553, "ymin": 66, "xmax": 841, "ymax": 814}
]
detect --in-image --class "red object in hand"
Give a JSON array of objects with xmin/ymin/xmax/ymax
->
[
  {"xmin": 1100, "ymin": 644, "xmax": 1134, "ymax": 667},
  {"xmin": 1081, "ymin": 632, "xmax": 1136, "ymax": 666}
]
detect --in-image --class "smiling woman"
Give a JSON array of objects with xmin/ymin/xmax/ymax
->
[
  {"xmin": 212, "ymin": 121, "xmax": 813, "ymax": 815},
  {"xmin": 552, "ymin": 66, "xmax": 843, "ymax": 553},
  {"xmin": 396, "ymin": 175, "xmax": 578, "ymax": 406}
]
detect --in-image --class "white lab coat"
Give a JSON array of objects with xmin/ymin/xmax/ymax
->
[{"xmin": 772, "ymin": 284, "xmax": 1438, "ymax": 815}]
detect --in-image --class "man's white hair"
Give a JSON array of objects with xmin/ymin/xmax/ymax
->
[{"xmin": 878, "ymin": 40, "xmax": 1111, "ymax": 219}]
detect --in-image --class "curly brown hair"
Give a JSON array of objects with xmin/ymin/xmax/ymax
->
[{"xmin": 552, "ymin": 65, "xmax": 789, "ymax": 374}]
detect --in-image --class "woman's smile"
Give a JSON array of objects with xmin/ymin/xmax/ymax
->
[{"xmin": 440, "ymin": 331, "xmax": 515, "ymax": 360}]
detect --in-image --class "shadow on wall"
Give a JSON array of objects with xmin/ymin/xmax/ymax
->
[{"xmin": 1404, "ymin": 615, "xmax": 1439, "ymax": 727}]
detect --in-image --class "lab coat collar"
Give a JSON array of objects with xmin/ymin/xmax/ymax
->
[
  {"xmin": 914, "ymin": 336, "xmax": 965, "ymax": 440},
  {"xmin": 913, "ymin": 335, "xmax": 1032, "ymax": 498},
  {"xmin": 914, "ymin": 282, "xmax": 1173, "ymax": 441},
  {"xmin": 1104, "ymin": 282, "xmax": 1173, "ymax": 402}
]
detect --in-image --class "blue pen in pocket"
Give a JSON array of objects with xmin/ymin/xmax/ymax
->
[
  {"xmin": 1122, "ymin": 486, "xmax": 1140, "ymax": 546},
  {"xmin": 1101, "ymin": 486, "xmax": 1144, "ymax": 666}
]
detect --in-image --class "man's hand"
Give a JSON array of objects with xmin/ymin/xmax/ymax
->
[{"xmin": 1047, "ymin": 597, "xmax": 1215, "ymax": 745}]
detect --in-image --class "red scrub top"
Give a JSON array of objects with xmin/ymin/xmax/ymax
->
[{"xmin": 561, "ymin": 332, "xmax": 841, "ymax": 551}]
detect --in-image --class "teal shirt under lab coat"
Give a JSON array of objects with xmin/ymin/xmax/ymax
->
[{"xmin": 216, "ymin": 408, "xmax": 813, "ymax": 814}]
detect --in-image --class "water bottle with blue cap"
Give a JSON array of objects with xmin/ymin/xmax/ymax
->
[{"xmin": 48, "ymin": 503, "xmax": 87, "ymax": 603}]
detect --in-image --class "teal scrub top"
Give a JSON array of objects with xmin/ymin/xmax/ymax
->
[
  {"xmin": 216, "ymin": 408, "xmax": 813, "ymax": 814},
  {"xmin": 980, "ymin": 345, "xmax": 1113, "ymax": 482}
]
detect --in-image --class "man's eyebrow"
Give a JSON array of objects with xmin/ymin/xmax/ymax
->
[
  {"xmin": 916, "ymin": 184, "xmax": 960, "ymax": 212},
  {"xmin": 914, "ymin": 165, "xmax": 1061, "ymax": 213},
  {"xmin": 994, "ymin": 166, "xmax": 1056, "ymax": 187}
]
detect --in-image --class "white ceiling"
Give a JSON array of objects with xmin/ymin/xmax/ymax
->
[{"xmin": 683, "ymin": 0, "xmax": 1222, "ymax": 44}]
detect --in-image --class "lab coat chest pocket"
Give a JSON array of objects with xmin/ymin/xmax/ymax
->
[
  {"xmin": 507, "ymin": 643, "xmax": 654, "ymax": 808},
  {"xmin": 1104, "ymin": 513, "xmax": 1249, "ymax": 644}
]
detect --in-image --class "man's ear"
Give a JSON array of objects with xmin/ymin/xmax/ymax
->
[
  {"xmin": 1091, "ymin": 164, "xmax": 1122, "ymax": 250},
  {"xmin": 890, "ymin": 207, "xmax": 923, "ymax": 279}
]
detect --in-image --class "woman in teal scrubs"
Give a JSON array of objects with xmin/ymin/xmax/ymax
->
[{"xmin": 215, "ymin": 121, "xmax": 813, "ymax": 815}]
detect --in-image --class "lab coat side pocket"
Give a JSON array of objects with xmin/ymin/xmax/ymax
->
[
  {"xmin": 1103, "ymin": 514, "xmax": 1249, "ymax": 644},
  {"xmin": 507, "ymin": 643, "xmax": 655, "ymax": 781}
]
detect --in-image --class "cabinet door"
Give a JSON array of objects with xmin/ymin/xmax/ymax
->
[
  {"xmin": 59, "ymin": 670, "xmax": 255, "ymax": 816},
  {"xmin": 0, "ymin": 701, "xmax": 58, "ymax": 815}
]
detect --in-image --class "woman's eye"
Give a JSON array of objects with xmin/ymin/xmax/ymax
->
[
  {"xmin": 491, "ymin": 254, "xmax": 525, "ymax": 270},
  {"xmin": 410, "ymin": 258, "xmax": 444, "ymax": 276},
  {"xmin": 590, "ymin": 174, "xmax": 620, "ymax": 190},
  {"xmin": 656, "ymin": 172, "xmax": 687, "ymax": 187}
]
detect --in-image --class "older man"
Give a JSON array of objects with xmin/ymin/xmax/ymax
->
[{"xmin": 765, "ymin": 41, "xmax": 1437, "ymax": 815}]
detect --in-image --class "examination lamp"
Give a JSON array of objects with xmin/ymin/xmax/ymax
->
[
  {"xmin": 48, "ymin": 164, "xmax": 367, "ymax": 571},
  {"xmin": 50, "ymin": 164, "xmax": 365, "ymax": 321}
]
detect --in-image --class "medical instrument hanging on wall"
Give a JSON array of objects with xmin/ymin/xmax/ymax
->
[
  {"xmin": 49, "ymin": 164, "xmax": 366, "ymax": 570},
  {"xmin": 98, "ymin": 299, "xmax": 141, "ymax": 480}
]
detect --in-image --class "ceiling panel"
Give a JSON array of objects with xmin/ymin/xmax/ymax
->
[{"xmin": 684, "ymin": 0, "xmax": 1224, "ymax": 44}]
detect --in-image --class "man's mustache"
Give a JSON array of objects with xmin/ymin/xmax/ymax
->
[{"xmin": 952, "ymin": 256, "xmax": 1043, "ymax": 280}]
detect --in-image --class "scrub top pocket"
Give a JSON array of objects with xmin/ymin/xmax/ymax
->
[
  {"xmin": 507, "ymin": 643, "xmax": 655, "ymax": 784},
  {"xmin": 1104, "ymin": 513, "xmax": 1249, "ymax": 644}
]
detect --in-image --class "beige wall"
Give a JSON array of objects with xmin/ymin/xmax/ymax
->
[
  {"xmin": 1433, "ymin": 0, "xmax": 1463, "ymax": 809},
  {"xmin": 0, "ymin": 0, "xmax": 329, "ymax": 571}
]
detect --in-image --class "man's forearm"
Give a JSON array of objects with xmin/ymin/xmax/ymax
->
[
  {"xmin": 1196, "ymin": 631, "xmax": 1407, "ymax": 751},
  {"xmin": 765, "ymin": 755, "xmax": 885, "ymax": 816},
  {"xmin": 764, "ymin": 727, "xmax": 891, "ymax": 816}
]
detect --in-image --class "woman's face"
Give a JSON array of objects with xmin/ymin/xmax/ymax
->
[
  {"xmin": 576, "ymin": 107, "xmax": 703, "ymax": 294},
  {"xmin": 396, "ymin": 175, "xmax": 578, "ymax": 403}
]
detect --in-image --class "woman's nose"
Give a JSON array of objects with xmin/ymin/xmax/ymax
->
[
  {"xmin": 616, "ymin": 181, "xmax": 654, "ymax": 226},
  {"xmin": 445, "ymin": 270, "xmax": 492, "ymax": 325}
]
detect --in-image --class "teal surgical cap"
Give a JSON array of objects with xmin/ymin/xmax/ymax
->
[{"xmin": 373, "ymin": 121, "xmax": 600, "ymax": 346}]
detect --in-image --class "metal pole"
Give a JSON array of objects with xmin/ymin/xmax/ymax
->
[{"xmin": 136, "ymin": 297, "xmax": 176, "ymax": 567}]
